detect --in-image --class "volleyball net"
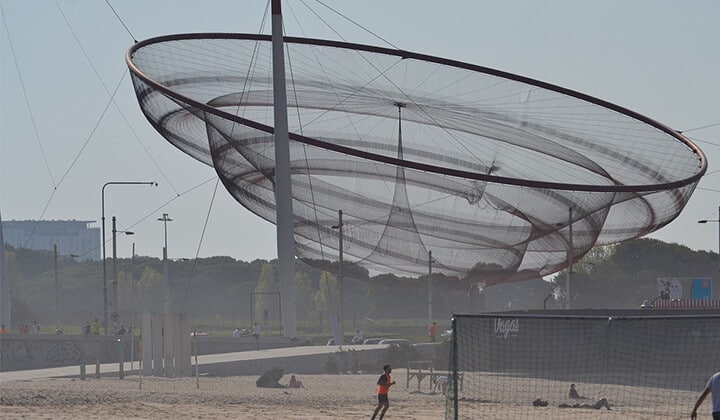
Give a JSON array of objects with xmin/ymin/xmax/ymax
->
[{"xmin": 446, "ymin": 313, "xmax": 720, "ymax": 419}]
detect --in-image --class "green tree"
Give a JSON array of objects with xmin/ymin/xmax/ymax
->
[
  {"xmin": 3, "ymin": 248, "xmax": 35, "ymax": 324},
  {"xmin": 120, "ymin": 266, "xmax": 163, "ymax": 314},
  {"xmin": 296, "ymin": 271, "xmax": 315, "ymax": 321},
  {"xmin": 254, "ymin": 262, "xmax": 278, "ymax": 325},
  {"xmin": 314, "ymin": 271, "xmax": 337, "ymax": 314}
]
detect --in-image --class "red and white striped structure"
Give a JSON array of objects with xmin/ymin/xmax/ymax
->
[{"xmin": 653, "ymin": 299, "xmax": 720, "ymax": 309}]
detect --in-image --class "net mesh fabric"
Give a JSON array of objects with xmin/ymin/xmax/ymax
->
[
  {"xmin": 449, "ymin": 314, "xmax": 720, "ymax": 419},
  {"xmin": 126, "ymin": 34, "xmax": 705, "ymax": 285}
]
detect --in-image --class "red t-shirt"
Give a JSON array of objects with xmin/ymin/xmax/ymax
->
[{"xmin": 378, "ymin": 373, "xmax": 392, "ymax": 395}]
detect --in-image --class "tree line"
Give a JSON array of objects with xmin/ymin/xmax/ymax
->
[{"xmin": 3, "ymin": 237, "xmax": 717, "ymax": 330}]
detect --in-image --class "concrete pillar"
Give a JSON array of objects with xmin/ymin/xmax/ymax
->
[{"xmin": 141, "ymin": 312, "xmax": 153, "ymax": 376}]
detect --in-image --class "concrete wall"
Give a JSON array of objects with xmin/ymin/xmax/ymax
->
[
  {"xmin": 0, "ymin": 334, "xmax": 311, "ymax": 372},
  {"xmin": 198, "ymin": 346, "xmax": 391, "ymax": 377},
  {"xmin": 195, "ymin": 335, "xmax": 312, "ymax": 354},
  {"xmin": 1, "ymin": 334, "xmax": 138, "ymax": 372}
]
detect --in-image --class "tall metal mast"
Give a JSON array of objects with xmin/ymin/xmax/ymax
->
[{"xmin": 271, "ymin": 0, "xmax": 297, "ymax": 338}]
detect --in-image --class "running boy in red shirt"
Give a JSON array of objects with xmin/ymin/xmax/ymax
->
[{"xmin": 371, "ymin": 364, "xmax": 396, "ymax": 419}]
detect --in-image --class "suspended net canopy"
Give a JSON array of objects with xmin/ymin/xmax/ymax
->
[{"xmin": 126, "ymin": 34, "xmax": 705, "ymax": 286}]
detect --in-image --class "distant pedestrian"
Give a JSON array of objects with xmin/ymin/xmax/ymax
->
[
  {"xmin": 252, "ymin": 322, "xmax": 261, "ymax": 350},
  {"xmin": 371, "ymin": 364, "xmax": 395, "ymax": 420},
  {"xmin": 91, "ymin": 318, "xmax": 101, "ymax": 335},
  {"xmin": 691, "ymin": 371, "xmax": 720, "ymax": 419},
  {"xmin": 428, "ymin": 321, "xmax": 438, "ymax": 342},
  {"xmin": 232, "ymin": 327, "xmax": 241, "ymax": 338},
  {"xmin": 30, "ymin": 321, "xmax": 39, "ymax": 334},
  {"xmin": 0, "ymin": 324, "xmax": 7, "ymax": 334},
  {"xmin": 433, "ymin": 375, "xmax": 449, "ymax": 395},
  {"xmin": 82, "ymin": 321, "xmax": 91, "ymax": 336},
  {"xmin": 352, "ymin": 329, "xmax": 364, "ymax": 344}
]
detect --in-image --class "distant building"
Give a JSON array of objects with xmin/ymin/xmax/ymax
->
[{"xmin": 1, "ymin": 220, "xmax": 100, "ymax": 261}]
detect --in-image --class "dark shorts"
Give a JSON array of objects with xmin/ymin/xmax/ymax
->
[
  {"xmin": 378, "ymin": 394, "xmax": 389, "ymax": 403},
  {"xmin": 712, "ymin": 411, "xmax": 719, "ymax": 420}
]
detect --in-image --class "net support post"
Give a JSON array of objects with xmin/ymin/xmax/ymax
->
[{"xmin": 451, "ymin": 316, "xmax": 459, "ymax": 420}]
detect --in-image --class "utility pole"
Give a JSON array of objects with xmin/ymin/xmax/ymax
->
[
  {"xmin": 101, "ymin": 181, "xmax": 157, "ymax": 334},
  {"xmin": 566, "ymin": 206, "xmax": 573, "ymax": 310},
  {"xmin": 697, "ymin": 205, "xmax": 720, "ymax": 284},
  {"xmin": 428, "ymin": 250, "xmax": 433, "ymax": 328},
  {"xmin": 332, "ymin": 210, "xmax": 344, "ymax": 344},
  {"xmin": 53, "ymin": 244, "xmax": 77, "ymax": 333},
  {"xmin": 112, "ymin": 216, "xmax": 118, "ymax": 320},
  {"xmin": 157, "ymin": 213, "xmax": 173, "ymax": 314},
  {"xmin": 54, "ymin": 244, "xmax": 59, "ymax": 333},
  {"xmin": 1, "ymin": 210, "xmax": 10, "ymax": 329}
]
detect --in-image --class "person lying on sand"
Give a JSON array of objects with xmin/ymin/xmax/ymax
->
[{"xmin": 558, "ymin": 398, "xmax": 611, "ymax": 410}]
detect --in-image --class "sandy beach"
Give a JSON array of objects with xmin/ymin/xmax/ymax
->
[
  {"xmin": 0, "ymin": 372, "xmax": 446, "ymax": 419},
  {"xmin": 0, "ymin": 370, "xmax": 705, "ymax": 419}
]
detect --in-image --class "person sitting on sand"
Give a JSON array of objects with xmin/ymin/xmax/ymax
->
[
  {"xmin": 569, "ymin": 383, "xmax": 589, "ymax": 399},
  {"xmin": 558, "ymin": 397, "xmax": 611, "ymax": 410},
  {"xmin": 289, "ymin": 375, "xmax": 305, "ymax": 389}
]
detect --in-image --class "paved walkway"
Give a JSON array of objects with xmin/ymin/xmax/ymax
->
[{"xmin": 0, "ymin": 344, "xmax": 387, "ymax": 382}]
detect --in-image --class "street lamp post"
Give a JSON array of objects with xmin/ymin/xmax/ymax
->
[
  {"xmin": 157, "ymin": 213, "xmax": 173, "ymax": 314},
  {"xmin": 130, "ymin": 242, "xmax": 136, "ymax": 372},
  {"xmin": 698, "ymin": 205, "xmax": 720, "ymax": 278},
  {"xmin": 102, "ymin": 181, "xmax": 156, "ymax": 334},
  {"xmin": 111, "ymin": 216, "xmax": 134, "ymax": 327},
  {"xmin": 331, "ymin": 210, "xmax": 344, "ymax": 344},
  {"xmin": 54, "ymin": 244, "xmax": 59, "ymax": 333},
  {"xmin": 566, "ymin": 206, "xmax": 573, "ymax": 309},
  {"xmin": 53, "ymin": 244, "xmax": 78, "ymax": 333},
  {"xmin": 428, "ymin": 250, "xmax": 434, "ymax": 328}
]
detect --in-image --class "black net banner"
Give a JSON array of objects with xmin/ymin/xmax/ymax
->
[{"xmin": 448, "ymin": 314, "xmax": 720, "ymax": 419}]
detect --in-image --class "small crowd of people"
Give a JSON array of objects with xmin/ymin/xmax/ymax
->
[
  {"xmin": 7, "ymin": 321, "xmax": 40, "ymax": 334},
  {"xmin": 81, "ymin": 319, "xmax": 102, "ymax": 335},
  {"xmin": 0, "ymin": 318, "xmax": 133, "ymax": 336},
  {"xmin": 231, "ymin": 322, "xmax": 262, "ymax": 350}
]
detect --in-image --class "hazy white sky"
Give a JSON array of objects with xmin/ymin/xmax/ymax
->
[{"xmin": 1, "ymin": 0, "xmax": 718, "ymax": 262}]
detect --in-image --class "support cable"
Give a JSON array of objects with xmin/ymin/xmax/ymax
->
[
  {"xmin": 0, "ymin": 4, "xmax": 56, "ymax": 186},
  {"xmin": 179, "ymin": 178, "xmax": 221, "ymax": 312},
  {"xmin": 104, "ymin": 0, "xmax": 137, "ymax": 43}
]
